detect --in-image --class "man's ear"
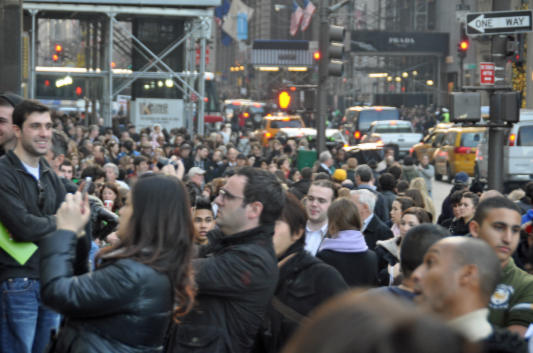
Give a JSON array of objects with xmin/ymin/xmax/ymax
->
[
  {"xmin": 247, "ymin": 201, "xmax": 264, "ymax": 221},
  {"xmin": 459, "ymin": 264, "xmax": 479, "ymax": 288},
  {"xmin": 469, "ymin": 220, "xmax": 480, "ymax": 238},
  {"xmin": 13, "ymin": 124, "xmax": 21, "ymax": 139}
]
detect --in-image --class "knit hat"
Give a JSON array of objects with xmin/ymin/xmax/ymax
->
[
  {"xmin": 332, "ymin": 169, "xmax": 347, "ymax": 182},
  {"xmin": 368, "ymin": 159, "xmax": 378, "ymax": 169}
]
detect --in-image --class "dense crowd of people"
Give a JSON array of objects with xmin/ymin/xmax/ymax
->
[{"xmin": 1, "ymin": 94, "xmax": 533, "ymax": 353}]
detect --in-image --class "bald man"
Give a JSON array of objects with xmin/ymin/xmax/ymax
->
[{"xmin": 413, "ymin": 237, "xmax": 527, "ymax": 351}]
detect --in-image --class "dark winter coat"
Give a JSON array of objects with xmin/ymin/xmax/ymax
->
[
  {"xmin": 288, "ymin": 178, "xmax": 313, "ymax": 200},
  {"xmin": 442, "ymin": 217, "xmax": 471, "ymax": 236},
  {"xmin": 251, "ymin": 250, "xmax": 348, "ymax": 353},
  {"xmin": 89, "ymin": 196, "xmax": 119, "ymax": 241},
  {"xmin": 317, "ymin": 249, "xmax": 379, "ymax": 287},
  {"xmin": 166, "ymin": 224, "xmax": 279, "ymax": 353},
  {"xmin": 381, "ymin": 190, "xmax": 397, "ymax": 215},
  {"xmin": 0, "ymin": 150, "xmax": 66, "ymax": 283},
  {"xmin": 516, "ymin": 196, "xmax": 533, "ymax": 216},
  {"xmin": 40, "ymin": 230, "xmax": 173, "ymax": 353},
  {"xmin": 362, "ymin": 214, "xmax": 394, "ymax": 250},
  {"xmin": 183, "ymin": 157, "xmax": 213, "ymax": 182},
  {"xmin": 316, "ymin": 164, "xmax": 332, "ymax": 176}
]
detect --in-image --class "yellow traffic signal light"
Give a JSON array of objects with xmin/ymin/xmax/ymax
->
[{"xmin": 279, "ymin": 92, "xmax": 291, "ymax": 110}]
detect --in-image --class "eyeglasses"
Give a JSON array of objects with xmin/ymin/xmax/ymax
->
[
  {"xmin": 37, "ymin": 181, "xmax": 45, "ymax": 210},
  {"xmin": 219, "ymin": 189, "xmax": 245, "ymax": 202},
  {"xmin": 95, "ymin": 183, "xmax": 105, "ymax": 188}
]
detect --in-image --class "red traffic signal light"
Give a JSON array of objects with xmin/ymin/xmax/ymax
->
[
  {"xmin": 76, "ymin": 87, "xmax": 83, "ymax": 95},
  {"xmin": 460, "ymin": 41, "xmax": 468, "ymax": 50},
  {"xmin": 290, "ymin": 86, "xmax": 297, "ymax": 91},
  {"xmin": 55, "ymin": 44, "xmax": 62, "ymax": 52},
  {"xmin": 52, "ymin": 54, "xmax": 59, "ymax": 62},
  {"xmin": 44, "ymin": 80, "xmax": 50, "ymax": 87},
  {"xmin": 279, "ymin": 92, "xmax": 291, "ymax": 110},
  {"xmin": 313, "ymin": 51, "xmax": 321, "ymax": 60}
]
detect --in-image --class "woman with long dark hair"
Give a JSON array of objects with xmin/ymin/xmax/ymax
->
[{"xmin": 39, "ymin": 174, "xmax": 196, "ymax": 352}]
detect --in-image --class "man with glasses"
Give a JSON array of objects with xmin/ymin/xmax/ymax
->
[
  {"xmin": 0, "ymin": 100, "xmax": 67, "ymax": 353},
  {"xmin": 166, "ymin": 167, "xmax": 285, "ymax": 353}
]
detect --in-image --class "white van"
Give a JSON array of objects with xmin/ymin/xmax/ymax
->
[{"xmin": 475, "ymin": 109, "xmax": 533, "ymax": 193}]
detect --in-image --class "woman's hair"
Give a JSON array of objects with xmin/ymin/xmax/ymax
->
[
  {"xmin": 409, "ymin": 177, "xmax": 429, "ymax": 198},
  {"xmin": 451, "ymin": 189, "xmax": 468, "ymax": 205},
  {"xmin": 462, "ymin": 191, "xmax": 480, "ymax": 208},
  {"xmin": 402, "ymin": 207, "xmax": 432, "ymax": 224},
  {"xmin": 280, "ymin": 193, "xmax": 308, "ymax": 245},
  {"xmin": 99, "ymin": 182, "xmax": 123, "ymax": 211},
  {"xmin": 97, "ymin": 174, "xmax": 195, "ymax": 322},
  {"xmin": 393, "ymin": 196, "xmax": 416, "ymax": 213},
  {"xmin": 288, "ymin": 168, "xmax": 299, "ymax": 182},
  {"xmin": 68, "ymin": 139, "xmax": 78, "ymax": 155},
  {"xmin": 274, "ymin": 170, "xmax": 288, "ymax": 184},
  {"xmin": 119, "ymin": 155, "xmax": 131, "ymax": 170},
  {"xmin": 277, "ymin": 157, "xmax": 289, "ymax": 169},
  {"xmin": 327, "ymin": 198, "xmax": 362, "ymax": 232},
  {"xmin": 405, "ymin": 189, "xmax": 425, "ymax": 209},
  {"xmin": 281, "ymin": 291, "xmax": 471, "ymax": 353}
]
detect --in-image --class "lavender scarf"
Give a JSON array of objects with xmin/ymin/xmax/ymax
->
[{"xmin": 319, "ymin": 230, "xmax": 368, "ymax": 253}]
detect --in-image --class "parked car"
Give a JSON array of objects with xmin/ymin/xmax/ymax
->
[
  {"xmin": 360, "ymin": 120, "xmax": 423, "ymax": 158},
  {"xmin": 254, "ymin": 114, "xmax": 305, "ymax": 146},
  {"xmin": 475, "ymin": 110, "xmax": 533, "ymax": 193},
  {"xmin": 433, "ymin": 126, "xmax": 486, "ymax": 182},
  {"xmin": 276, "ymin": 128, "xmax": 349, "ymax": 149},
  {"xmin": 410, "ymin": 123, "xmax": 453, "ymax": 164},
  {"xmin": 341, "ymin": 106, "xmax": 399, "ymax": 144}
]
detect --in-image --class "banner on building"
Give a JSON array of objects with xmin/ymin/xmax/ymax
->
[{"xmin": 131, "ymin": 98, "xmax": 184, "ymax": 130}]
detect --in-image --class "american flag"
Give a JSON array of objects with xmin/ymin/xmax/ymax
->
[
  {"xmin": 300, "ymin": 0, "xmax": 316, "ymax": 32},
  {"xmin": 290, "ymin": 1, "xmax": 304, "ymax": 36}
]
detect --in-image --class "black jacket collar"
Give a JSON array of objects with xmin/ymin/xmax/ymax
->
[
  {"xmin": 6, "ymin": 149, "xmax": 52, "ymax": 177},
  {"xmin": 202, "ymin": 223, "xmax": 275, "ymax": 256}
]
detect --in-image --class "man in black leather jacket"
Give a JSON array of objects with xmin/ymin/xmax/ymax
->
[{"xmin": 166, "ymin": 167, "xmax": 285, "ymax": 353}]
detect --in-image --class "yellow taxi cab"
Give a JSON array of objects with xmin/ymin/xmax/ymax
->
[
  {"xmin": 433, "ymin": 125, "xmax": 486, "ymax": 182},
  {"xmin": 409, "ymin": 123, "xmax": 452, "ymax": 164},
  {"xmin": 254, "ymin": 114, "xmax": 306, "ymax": 146}
]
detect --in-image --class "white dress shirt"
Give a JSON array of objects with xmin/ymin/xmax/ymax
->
[{"xmin": 305, "ymin": 222, "xmax": 329, "ymax": 256}]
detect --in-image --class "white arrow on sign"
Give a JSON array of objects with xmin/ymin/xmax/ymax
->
[{"xmin": 468, "ymin": 14, "xmax": 530, "ymax": 33}]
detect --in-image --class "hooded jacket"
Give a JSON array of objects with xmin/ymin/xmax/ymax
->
[
  {"xmin": 40, "ymin": 230, "xmax": 173, "ymax": 353},
  {"xmin": 375, "ymin": 237, "xmax": 401, "ymax": 286},
  {"xmin": 288, "ymin": 178, "xmax": 312, "ymax": 200},
  {"xmin": 166, "ymin": 224, "xmax": 279, "ymax": 353},
  {"xmin": 251, "ymin": 246, "xmax": 348, "ymax": 353}
]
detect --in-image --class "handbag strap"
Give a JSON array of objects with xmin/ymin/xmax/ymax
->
[{"xmin": 271, "ymin": 296, "xmax": 311, "ymax": 327}]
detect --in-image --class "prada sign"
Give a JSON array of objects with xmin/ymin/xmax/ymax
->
[{"xmin": 351, "ymin": 31, "xmax": 449, "ymax": 55}]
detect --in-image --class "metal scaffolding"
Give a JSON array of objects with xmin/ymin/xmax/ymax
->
[{"xmin": 24, "ymin": 1, "xmax": 212, "ymax": 133}]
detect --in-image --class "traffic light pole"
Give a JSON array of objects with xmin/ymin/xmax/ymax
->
[
  {"xmin": 487, "ymin": 0, "xmax": 510, "ymax": 193},
  {"xmin": 316, "ymin": 0, "xmax": 329, "ymax": 156}
]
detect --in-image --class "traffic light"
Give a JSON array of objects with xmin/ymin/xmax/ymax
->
[
  {"xmin": 278, "ymin": 89, "xmax": 299, "ymax": 111},
  {"xmin": 54, "ymin": 44, "xmax": 63, "ymax": 62},
  {"xmin": 327, "ymin": 25, "xmax": 345, "ymax": 77},
  {"xmin": 313, "ymin": 51, "xmax": 321, "ymax": 60},
  {"xmin": 457, "ymin": 25, "xmax": 468, "ymax": 59},
  {"xmin": 509, "ymin": 34, "xmax": 524, "ymax": 66}
]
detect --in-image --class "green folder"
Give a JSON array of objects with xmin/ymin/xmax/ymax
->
[{"xmin": 0, "ymin": 222, "xmax": 38, "ymax": 265}]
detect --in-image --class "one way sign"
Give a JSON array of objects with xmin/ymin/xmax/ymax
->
[{"xmin": 466, "ymin": 10, "xmax": 533, "ymax": 35}]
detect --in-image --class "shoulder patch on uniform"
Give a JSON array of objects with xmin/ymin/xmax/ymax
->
[{"xmin": 490, "ymin": 284, "xmax": 515, "ymax": 310}]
